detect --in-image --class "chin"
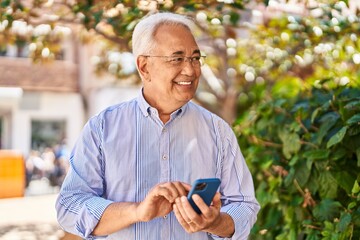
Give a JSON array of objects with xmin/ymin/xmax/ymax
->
[{"xmin": 181, "ymin": 94, "xmax": 195, "ymax": 102}]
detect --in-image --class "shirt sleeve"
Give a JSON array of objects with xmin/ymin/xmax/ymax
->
[
  {"xmin": 55, "ymin": 115, "xmax": 113, "ymax": 238},
  {"xmin": 211, "ymin": 120, "xmax": 260, "ymax": 240}
]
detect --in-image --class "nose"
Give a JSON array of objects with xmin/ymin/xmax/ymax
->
[{"xmin": 181, "ymin": 58, "xmax": 196, "ymax": 76}]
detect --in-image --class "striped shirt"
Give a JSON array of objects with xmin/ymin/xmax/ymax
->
[{"xmin": 56, "ymin": 91, "xmax": 260, "ymax": 239}]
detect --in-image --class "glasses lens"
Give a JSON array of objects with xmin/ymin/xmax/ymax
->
[
  {"xmin": 168, "ymin": 56, "xmax": 184, "ymax": 66},
  {"xmin": 199, "ymin": 56, "xmax": 205, "ymax": 66},
  {"xmin": 145, "ymin": 55, "xmax": 206, "ymax": 67}
]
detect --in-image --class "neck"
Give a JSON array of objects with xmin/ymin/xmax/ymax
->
[
  {"xmin": 159, "ymin": 112, "xmax": 171, "ymax": 124},
  {"xmin": 142, "ymin": 89, "xmax": 184, "ymax": 123}
]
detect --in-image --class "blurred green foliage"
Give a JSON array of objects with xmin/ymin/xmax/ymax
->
[
  {"xmin": 234, "ymin": 1, "xmax": 360, "ymax": 113},
  {"xmin": 235, "ymin": 82, "xmax": 360, "ymax": 239},
  {"xmin": 234, "ymin": 1, "xmax": 360, "ymax": 238}
]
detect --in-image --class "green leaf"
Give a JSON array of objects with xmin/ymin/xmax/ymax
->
[
  {"xmin": 229, "ymin": 11, "xmax": 241, "ymax": 25},
  {"xmin": 326, "ymin": 127, "xmax": 348, "ymax": 148},
  {"xmin": 279, "ymin": 130, "xmax": 301, "ymax": 159},
  {"xmin": 275, "ymin": 232, "xmax": 289, "ymax": 240},
  {"xmin": 348, "ymin": 201, "xmax": 356, "ymax": 210},
  {"xmin": 305, "ymin": 231, "xmax": 321, "ymax": 240},
  {"xmin": 273, "ymin": 98, "xmax": 287, "ymax": 108},
  {"xmin": 316, "ymin": 113, "xmax": 339, "ymax": 144},
  {"xmin": 353, "ymin": 208, "xmax": 360, "ymax": 227},
  {"xmin": 333, "ymin": 171, "xmax": 355, "ymax": 194},
  {"xmin": 321, "ymin": 230, "xmax": 330, "ymax": 237},
  {"xmin": 347, "ymin": 125, "xmax": 360, "ymax": 136},
  {"xmin": 289, "ymin": 155, "xmax": 299, "ymax": 166},
  {"xmin": 306, "ymin": 168, "xmax": 319, "ymax": 194},
  {"xmin": 294, "ymin": 161, "xmax": 311, "ymax": 187},
  {"xmin": 303, "ymin": 149, "xmax": 330, "ymax": 160},
  {"xmin": 1, "ymin": 0, "xmax": 11, "ymax": 8},
  {"xmin": 337, "ymin": 212, "xmax": 351, "ymax": 232},
  {"xmin": 319, "ymin": 171, "xmax": 338, "ymax": 198},
  {"xmin": 330, "ymin": 147, "xmax": 347, "ymax": 161},
  {"xmin": 311, "ymin": 107, "xmax": 321, "ymax": 124},
  {"xmin": 313, "ymin": 199, "xmax": 342, "ymax": 221},
  {"xmin": 357, "ymin": 148, "xmax": 360, "ymax": 167},
  {"xmin": 319, "ymin": 112, "xmax": 339, "ymax": 125},
  {"xmin": 284, "ymin": 167, "xmax": 295, "ymax": 187},
  {"xmin": 346, "ymin": 113, "xmax": 360, "ymax": 125},
  {"xmin": 324, "ymin": 221, "xmax": 335, "ymax": 231},
  {"xmin": 344, "ymin": 99, "xmax": 360, "ymax": 111},
  {"xmin": 352, "ymin": 181, "xmax": 360, "ymax": 194},
  {"xmin": 272, "ymin": 77, "xmax": 302, "ymax": 98}
]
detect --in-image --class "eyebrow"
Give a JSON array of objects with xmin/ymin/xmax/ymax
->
[{"xmin": 172, "ymin": 49, "xmax": 201, "ymax": 55}]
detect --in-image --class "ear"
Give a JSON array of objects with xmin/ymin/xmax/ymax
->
[{"xmin": 137, "ymin": 56, "xmax": 151, "ymax": 82}]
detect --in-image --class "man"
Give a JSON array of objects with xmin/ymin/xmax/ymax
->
[{"xmin": 56, "ymin": 12, "xmax": 260, "ymax": 239}]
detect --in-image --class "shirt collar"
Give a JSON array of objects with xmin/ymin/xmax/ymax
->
[
  {"xmin": 136, "ymin": 88, "xmax": 188, "ymax": 119},
  {"xmin": 137, "ymin": 88, "xmax": 151, "ymax": 117}
]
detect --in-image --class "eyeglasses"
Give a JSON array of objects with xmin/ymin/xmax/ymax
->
[{"xmin": 141, "ymin": 55, "xmax": 206, "ymax": 67}]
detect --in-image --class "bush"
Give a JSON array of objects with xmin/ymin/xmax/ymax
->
[{"xmin": 235, "ymin": 83, "xmax": 360, "ymax": 239}]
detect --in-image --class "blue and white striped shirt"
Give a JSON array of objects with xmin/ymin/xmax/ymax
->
[{"xmin": 56, "ymin": 91, "xmax": 259, "ymax": 239}]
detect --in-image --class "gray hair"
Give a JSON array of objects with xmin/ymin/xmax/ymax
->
[{"xmin": 132, "ymin": 12, "xmax": 195, "ymax": 59}]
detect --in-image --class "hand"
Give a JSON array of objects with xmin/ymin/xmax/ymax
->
[
  {"xmin": 136, "ymin": 181, "xmax": 191, "ymax": 222},
  {"xmin": 173, "ymin": 192, "xmax": 222, "ymax": 233}
]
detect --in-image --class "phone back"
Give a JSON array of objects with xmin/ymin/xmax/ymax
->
[{"xmin": 187, "ymin": 178, "xmax": 221, "ymax": 214}]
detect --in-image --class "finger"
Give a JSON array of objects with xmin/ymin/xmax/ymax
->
[
  {"xmin": 212, "ymin": 192, "xmax": 221, "ymax": 208},
  {"xmin": 161, "ymin": 182, "xmax": 188, "ymax": 202},
  {"xmin": 176, "ymin": 196, "xmax": 193, "ymax": 223},
  {"xmin": 163, "ymin": 183, "xmax": 180, "ymax": 202},
  {"xmin": 180, "ymin": 195, "xmax": 201, "ymax": 220},
  {"xmin": 182, "ymin": 182, "xmax": 192, "ymax": 191},
  {"xmin": 172, "ymin": 181, "xmax": 189, "ymax": 196},
  {"xmin": 191, "ymin": 194, "xmax": 212, "ymax": 217},
  {"xmin": 173, "ymin": 202, "xmax": 188, "ymax": 226},
  {"xmin": 152, "ymin": 185, "xmax": 176, "ymax": 203},
  {"xmin": 174, "ymin": 202, "xmax": 198, "ymax": 235},
  {"xmin": 161, "ymin": 181, "xmax": 192, "ymax": 202}
]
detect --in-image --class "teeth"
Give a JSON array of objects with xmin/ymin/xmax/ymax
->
[{"xmin": 177, "ymin": 81, "xmax": 191, "ymax": 85}]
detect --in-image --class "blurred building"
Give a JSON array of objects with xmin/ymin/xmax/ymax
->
[{"xmin": 0, "ymin": 31, "xmax": 139, "ymax": 156}]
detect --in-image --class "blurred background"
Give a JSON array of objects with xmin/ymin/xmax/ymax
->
[{"xmin": 1, "ymin": 0, "xmax": 360, "ymax": 239}]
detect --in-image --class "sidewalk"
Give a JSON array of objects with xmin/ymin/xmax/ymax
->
[
  {"xmin": 0, "ymin": 179, "xmax": 81, "ymax": 239},
  {"xmin": 0, "ymin": 193, "xmax": 64, "ymax": 239},
  {"xmin": 0, "ymin": 194, "xmax": 58, "ymax": 226}
]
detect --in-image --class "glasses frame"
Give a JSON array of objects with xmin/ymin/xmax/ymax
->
[{"xmin": 141, "ymin": 55, "xmax": 206, "ymax": 67}]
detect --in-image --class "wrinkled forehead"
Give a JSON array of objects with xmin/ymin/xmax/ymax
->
[{"xmin": 152, "ymin": 24, "xmax": 200, "ymax": 55}]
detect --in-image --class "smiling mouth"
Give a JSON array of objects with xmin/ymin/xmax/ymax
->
[{"xmin": 176, "ymin": 81, "xmax": 192, "ymax": 85}]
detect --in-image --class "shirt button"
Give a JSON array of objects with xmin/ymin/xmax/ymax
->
[
  {"xmin": 162, "ymin": 155, "xmax": 168, "ymax": 160},
  {"xmin": 162, "ymin": 128, "xmax": 167, "ymax": 132},
  {"xmin": 163, "ymin": 215, "xmax": 168, "ymax": 219}
]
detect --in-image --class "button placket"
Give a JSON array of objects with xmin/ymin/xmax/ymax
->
[{"xmin": 159, "ymin": 125, "xmax": 170, "ymax": 182}]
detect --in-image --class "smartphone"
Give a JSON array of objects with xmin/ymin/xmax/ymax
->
[{"xmin": 187, "ymin": 178, "xmax": 221, "ymax": 214}]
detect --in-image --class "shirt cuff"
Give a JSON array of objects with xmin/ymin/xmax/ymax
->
[
  {"xmin": 76, "ymin": 197, "xmax": 114, "ymax": 238},
  {"xmin": 210, "ymin": 203, "xmax": 252, "ymax": 240}
]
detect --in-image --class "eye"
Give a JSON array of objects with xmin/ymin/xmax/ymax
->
[
  {"xmin": 191, "ymin": 56, "xmax": 201, "ymax": 62},
  {"xmin": 169, "ymin": 56, "xmax": 184, "ymax": 64}
]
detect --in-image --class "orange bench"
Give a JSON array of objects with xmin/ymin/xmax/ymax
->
[{"xmin": 0, "ymin": 150, "xmax": 25, "ymax": 198}]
